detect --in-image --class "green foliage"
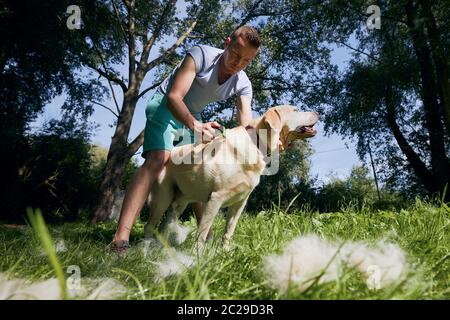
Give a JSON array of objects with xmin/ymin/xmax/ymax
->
[
  {"xmin": 316, "ymin": 166, "xmax": 410, "ymax": 212},
  {"xmin": 317, "ymin": 166, "xmax": 377, "ymax": 212},
  {"xmin": 0, "ymin": 0, "xmax": 114, "ymax": 141},
  {"xmin": 247, "ymin": 140, "xmax": 314, "ymax": 211},
  {"xmin": 3, "ymin": 120, "xmax": 97, "ymax": 221},
  {"xmin": 248, "ymin": 164, "xmax": 410, "ymax": 214},
  {"xmin": 1, "ymin": 117, "xmax": 138, "ymax": 222}
]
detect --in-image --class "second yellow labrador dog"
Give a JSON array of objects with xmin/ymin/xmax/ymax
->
[{"xmin": 144, "ymin": 105, "xmax": 319, "ymax": 248}]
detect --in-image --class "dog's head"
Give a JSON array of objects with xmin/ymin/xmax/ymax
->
[{"xmin": 258, "ymin": 105, "xmax": 319, "ymax": 152}]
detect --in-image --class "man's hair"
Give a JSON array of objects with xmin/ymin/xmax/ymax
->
[{"xmin": 230, "ymin": 25, "xmax": 261, "ymax": 48}]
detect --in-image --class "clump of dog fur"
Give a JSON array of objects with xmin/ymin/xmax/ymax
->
[
  {"xmin": 262, "ymin": 234, "xmax": 407, "ymax": 293},
  {"xmin": 0, "ymin": 274, "xmax": 127, "ymax": 300}
]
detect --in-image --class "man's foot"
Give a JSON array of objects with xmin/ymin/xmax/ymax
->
[{"xmin": 109, "ymin": 240, "xmax": 130, "ymax": 254}]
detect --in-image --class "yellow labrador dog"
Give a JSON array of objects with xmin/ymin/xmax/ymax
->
[{"xmin": 144, "ymin": 105, "xmax": 319, "ymax": 248}]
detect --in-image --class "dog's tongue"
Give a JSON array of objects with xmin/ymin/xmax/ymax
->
[{"xmin": 300, "ymin": 126, "xmax": 314, "ymax": 133}]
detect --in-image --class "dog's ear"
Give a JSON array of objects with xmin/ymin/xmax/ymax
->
[
  {"xmin": 260, "ymin": 109, "xmax": 282, "ymax": 155},
  {"xmin": 263, "ymin": 109, "xmax": 282, "ymax": 131}
]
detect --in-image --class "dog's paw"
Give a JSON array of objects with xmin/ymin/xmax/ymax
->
[{"xmin": 222, "ymin": 240, "xmax": 232, "ymax": 252}]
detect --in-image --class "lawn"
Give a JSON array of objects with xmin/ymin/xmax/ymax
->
[{"xmin": 1, "ymin": 200, "xmax": 449, "ymax": 299}]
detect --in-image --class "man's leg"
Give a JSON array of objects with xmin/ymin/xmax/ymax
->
[{"xmin": 113, "ymin": 150, "xmax": 170, "ymax": 244}]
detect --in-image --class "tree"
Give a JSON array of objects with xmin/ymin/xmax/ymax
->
[
  {"xmin": 0, "ymin": 0, "xmax": 114, "ymax": 218},
  {"xmin": 315, "ymin": 167, "xmax": 366, "ymax": 212},
  {"xmin": 303, "ymin": 0, "xmax": 450, "ymax": 200},
  {"xmin": 316, "ymin": 166, "xmax": 375, "ymax": 212},
  {"xmin": 315, "ymin": 165, "xmax": 410, "ymax": 212}
]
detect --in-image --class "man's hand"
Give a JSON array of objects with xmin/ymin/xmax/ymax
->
[
  {"xmin": 277, "ymin": 139, "xmax": 284, "ymax": 151},
  {"xmin": 193, "ymin": 120, "xmax": 221, "ymax": 142}
]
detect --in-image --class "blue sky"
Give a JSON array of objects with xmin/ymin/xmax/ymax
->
[{"xmin": 31, "ymin": 26, "xmax": 366, "ymax": 185}]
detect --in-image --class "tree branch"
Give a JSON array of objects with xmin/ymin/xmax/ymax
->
[
  {"xmin": 145, "ymin": 19, "xmax": 198, "ymax": 72},
  {"xmin": 334, "ymin": 39, "xmax": 381, "ymax": 63},
  {"xmin": 91, "ymin": 101, "xmax": 119, "ymax": 117},
  {"xmin": 237, "ymin": 0, "xmax": 264, "ymax": 27},
  {"xmin": 126, "ymin": 129, "xmax": 144, "ymax": 157},
  {"xmin": 254, "ymin": 85, "xmax": 297, "ymax": 92},
  {"xmin": 256, "ymin": 75, "xmax": 293, "ymax": 86},
  {"xmin": 111, "ymin": 0, "xmax": 129, "ymax": 46},
  {"xmin": 137, "ymin": 80, "xmax": 164, "ymax": 99},
  {"xmin": 253, "ymin": 75, "xmax": 320, "ymax": 91},
  {"xmin": 384, "ymin": 83, "xmax": 435, "ymax": 190},
  {"xmin": 92, "ymin": 44, "xmax": 122, "ymax": 113},
  {"xmin": 121, "ymin": 0, "xmax": 131, "ymax": 10},
  {"xmin": 138, "ymin": 0, "xmax": 176, "ymax": 72},
  {"xmin": 85, "ymin": 61, "xmax": 128, "ymax": 92}
]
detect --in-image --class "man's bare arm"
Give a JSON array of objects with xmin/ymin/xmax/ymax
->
[
  {"xmin": 167, "ymin": 55, "xmax": 220, "ymax": 141},
  {"xmin": 236, "ymin": 95, "xmax": 252, "ymax": 127},
  {"xmin": 166, "ymin": 56, "xmax": 199, "ymax": 130}
]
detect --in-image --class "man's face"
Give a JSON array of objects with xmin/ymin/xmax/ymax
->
[{"xmin": 221, "ymin": 35, "xmax": 259, "ymax": 75}]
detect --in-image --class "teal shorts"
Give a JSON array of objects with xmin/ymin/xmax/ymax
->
[{"xmin": 142, "ymin": 92, "xmax": 201, "ymax": 158}]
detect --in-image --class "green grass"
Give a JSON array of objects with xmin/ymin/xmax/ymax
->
[{"xmin": 1, "ymin": 200, "xmax": 449, "ymax": 300}]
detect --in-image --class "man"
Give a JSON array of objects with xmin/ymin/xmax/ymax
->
[{"xmin": 111, "ymin": 26, "xmax": 261, "ymax": 253}]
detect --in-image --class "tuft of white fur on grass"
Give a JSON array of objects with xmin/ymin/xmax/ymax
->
[
  {"xmin": 82, "ymin": 278, "xmax": 128, "ymax": 300},
  {"xmin": 163, "ymin": 222, "xmax": 192, "ymax": 246},
  {"xmin": 0, "ymin": 273, "xmax": 127, "ymax": 300},
  {"xmin": 37, "ymin": 238, "xmax": 67, "ymax": 256},
  {"xmin": 341, "ymin": 241, "xmax": 406, "ymax": 289},
  {"xmin": 262, "ymin": 234, "xmax": 407, "ymax": 293},
  {"xmin": 0, "ymin": 274, "xmax": 61, "ymax": 300},
  {"xmin": 55, "ymin": 238, "xmax": 67, "ymax": 253},
  {"xmin": 138, "ymin": 238, "xmax": 163, "ymax": 258},
  {"xmin": 154, "ymin": 248, "xmax": 195, "ymax": 282},
  {"xmin": 139, "ymin": 223, "xmax": 192, "ymax": 258},
  {"xmin": 263, "ymin": 235, "xmax": 343, "ymax": 293}
]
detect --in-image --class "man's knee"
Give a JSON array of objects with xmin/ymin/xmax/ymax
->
[{"xmin": 142, "ymin": 151, "xmax": 170, "ymax": 172}]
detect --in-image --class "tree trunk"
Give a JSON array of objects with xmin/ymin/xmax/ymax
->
[
  {"xmin": 405, "ymin": 0, "xmax": 450, "ymax": 200},
  {"xmin": 90, "ymin": 150, "xmax": 127, "ymax": 223},
  {"xmin": 90, "ymin": 90, "xmax": 139, "ymax": 223},
  {"xmin": 420, "ymin": 0, "xmax": 450, "ymax": 134},
  {"xmin": 384, "ymin": 84, "xmax": 438, "ymax": 194}
]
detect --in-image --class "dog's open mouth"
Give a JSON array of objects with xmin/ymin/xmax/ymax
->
[
  {"xmin": 294, "ymin": 124, "xmax": 317, "ymax": 139},
  {"xmin": 284, "ymin": 125, "xmax": 317, "ymax": 149},
  {"xmin": 297, "ymin": 125, "xmax": 316, "ymax": 135}
]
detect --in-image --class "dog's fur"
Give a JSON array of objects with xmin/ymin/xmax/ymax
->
[{"xmin": 144, "ymin": 105, "xmax": 319, "ymax": 248}]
